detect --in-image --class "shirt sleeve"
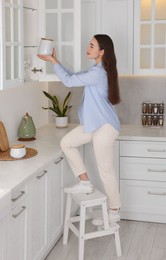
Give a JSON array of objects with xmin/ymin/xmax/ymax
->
[{"xmin": 53, "ymin": 63, "xmax": 102, "ymax": 87}]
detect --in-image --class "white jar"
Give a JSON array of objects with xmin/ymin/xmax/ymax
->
[
  {"xmin": 10, "ymin": 144, "xmax": 26, "ymax": 159},
  {"xmin": 38, "ymin": 38, "xmax": 54, "ymax": 55}
]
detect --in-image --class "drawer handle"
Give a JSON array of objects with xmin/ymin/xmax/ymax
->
[
  {"xmin": 148, "ymin": 169, "xmax": 166, "ymax": 173},
  {"xmin": 12, "ymin": 206, "xmax": 26, "ymax": 218},
  {"xmin": 148, "ymin": 191, "xmax": 166, "ymax": 196},
  {"xmin": 11, "ymin": 191, "xmax": 25, "ymax": 202},
  {"xmin": 54, "ymin": 156, "xmax": 63, "ymax": 164},
  {"xmin": 36, "ymin": 170, "xmax": 47, "ymax": 179},
  {"xmin": 147, "ymin": 149, "xmax": 166, "ymax": 153}
]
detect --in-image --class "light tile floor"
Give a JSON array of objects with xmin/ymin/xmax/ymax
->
[{"xmin": 45, "ymin": 220, "xmax": 166, "ymax": 260}]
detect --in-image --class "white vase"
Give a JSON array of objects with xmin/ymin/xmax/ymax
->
[{"xmin": 55, "ymin": 116, "xmax": 68, "ymax": 128}]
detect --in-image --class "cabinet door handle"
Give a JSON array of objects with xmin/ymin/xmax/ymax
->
[
  {"xmin": 11, "ymin": 191, "xmax": 25, "ymax": 202},
  {"xmin": 54, "ymin": 156, "xmax": 63, "ymax": 164},
  {"xmin": 12, "ymin": 206, "xmax": 26, "ymax": 218},
  {"xmin": 148, "ymin": 191, "xmax": 166, "ymax": 196},
  {"xmin": 147, "ymin": 149, "xmax": 166, "ymax": 153},
  {"xmin": 36, "ymin": 170, "xmax": 47, "ymax": 179},
  {"xmin": 148, "ymin": 169, "xmax": 166, "ymax": 173}
]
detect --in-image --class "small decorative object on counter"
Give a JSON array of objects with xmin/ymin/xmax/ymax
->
[
  {"xmin": 18, "ymin": 113, "xmax": 36, "ymax": 141},
  {"xmin": 10, "ymin": 144, "xmax": 26, "ymax": 159},
  {"xmin": 42, "ymin": 91, "xmax": 72, "ymax": 128},
  {"xmin": 141, "ymin": 102, "xmax": 164, "ymax": 127}
]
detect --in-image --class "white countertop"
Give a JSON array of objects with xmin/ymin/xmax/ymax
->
[
  {"xmin": 1, "ymin": 123, "xmax": 166, "ymax": 193},
  {"xmin": 119, "ymin": 124, "xmax": 166, "ymax": 141}
]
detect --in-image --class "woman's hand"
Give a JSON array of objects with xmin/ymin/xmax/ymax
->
[{"xmin": 37, "ymin": 48, "xmax": 58, "ymax": 64}]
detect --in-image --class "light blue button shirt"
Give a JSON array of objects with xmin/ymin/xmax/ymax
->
[{"xmin": 53, "ymin": 63, "xmax": 120, "ymax": 133}]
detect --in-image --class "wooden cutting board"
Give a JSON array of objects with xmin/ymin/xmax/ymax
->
[{"xmin": 0, "ymin": 121, "xmax": 9, "ymax": 152}]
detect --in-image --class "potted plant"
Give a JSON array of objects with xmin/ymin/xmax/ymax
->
[{"xmin": 42, "ymin": 91, "xmax": 72, "ymax": 128}]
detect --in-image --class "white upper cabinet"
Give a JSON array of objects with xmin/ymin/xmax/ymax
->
[
  {"xmin": 81, "ymin": 0, "xmax": 133, "ymax": 75},
  {"xmin": 23, "ymin": 0, "xmax": 39, "ymax": 82},
  {"xmin": 0, "ymin": 0, "xmax": 24, "ymax": 90},
  {"xmin": 38, "ymin": 0, "xmax": 81, "ymax": 81},
  {"xmin": 134, "ymin": 0, "xmax": 166, "ymax": 75},
  {"xmin": 100, "ymin": 0, "xmax": 133, "ymax": 75}
]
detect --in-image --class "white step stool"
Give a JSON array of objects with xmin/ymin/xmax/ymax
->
[{"xmin": 63, "ymin": 189, "xmax": 122, "ymax": 260}]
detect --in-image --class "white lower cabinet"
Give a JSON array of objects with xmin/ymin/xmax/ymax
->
[
  {"xmin": 0, "ymin": 217, "xmax": 7, "ymax": 260},
  {"xmin": 6, "ymin": 200, "xmax": 27, "ymax": 260},
  {"xmin": 27, "ymin": 154, "xmax": 64, "ymax": 260},
  {"xmin": 47, "ymin": 156, "xmax": 64, "ymax": 246},
  {"xmin": 6, "ymin": 185, "xmax": 28, "ymax": 260},
  {"xmin": 120, "ymin": 140, "xmax": 166, "ymax": 223},
  {"xmin": 28, "ymin": 169, "xmax": 47, "ymax": 260}
]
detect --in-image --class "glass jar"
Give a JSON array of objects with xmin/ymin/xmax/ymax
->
[
  {"xmin": 142, "ymin": 103, "xmax": 147, "ymax": 114},
  {"xmin": 159, "ymin": 103, "xmax": 164, "ymax": 114},
  {"xmin": 153, "ymin": 103, "xmax": 158, "ymax": 114},
  {"xmin": 147, "ymin": 115, "xmax": 152, "ymax": 125},
  {"xmin": 148, "ymin": 103, "xmax": 152, "ymax": 114},
  {"xmin": 158, "ymin": 115, "xmax": 164, "ymax": 126},
  {"xmin": 152, "ymin": 115, "xmax": 158, "ymax": 126},
  {"xmin": 142, "ymin": 115, "xmax": 147, "ymax": 126}
]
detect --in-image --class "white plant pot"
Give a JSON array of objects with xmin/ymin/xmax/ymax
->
[{"xmin": 55, "ymin": 116, "xmax": 68, "ymax": 128}]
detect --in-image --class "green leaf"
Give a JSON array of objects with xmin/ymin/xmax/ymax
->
[{"xmin": 42, "ymin": 91, "xmax": 72, "ymax": 117}]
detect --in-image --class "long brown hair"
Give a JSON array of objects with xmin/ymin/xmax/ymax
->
[{"xmin": 94, "ymin": 34, "xmax": 120, "ymax": 105}]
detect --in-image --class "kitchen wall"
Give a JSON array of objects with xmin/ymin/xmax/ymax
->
[
  {"xmin": 49, "ymin": 76, "xmax": 166, "ymax": 126},
  {"xmin": 0, "ymin": 81, "xmax": 48, "ymax": 144},
  {"xmin": 1, "ymin": 75, "xmax": 165, "ymax": 146}
]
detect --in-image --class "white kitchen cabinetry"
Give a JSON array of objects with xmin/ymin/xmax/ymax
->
[
  {"xmin": 0, "ymin": 0, "xmax": 24, "ymax": 90},
  {"xmin": 81, "ymin": 0, "xmax": 133, "ymax": 74},
  {"xmin": 120, "ymin": 140, "xmax": 166, "ymax": 223},
  {"xmin": 0, "ymin": 217, "xmax": 7, "ymax": 260},
  {"xmin": 28, "ymin": 168, "xmax": 47, "ymax": 260},
  {"xmin": 84, "ymin": 141, "xmax": 120, "ymax": 195},
  {"xmin": 38, "ymin": 0, "xmax": 81, "ymax": 81},
  {"xmin": 28, "ymin": 154, "xmax": 64, "ymax": 260},
  {"xmin": 134, "ymin": 0, "xmax": 166, "ymax": 75},
  {"xmin": 23, "ymin": 0, "xmax": 39, "ymax": 81},
  {"xmin": 6, "ymin": 184, "xmax": 28, "ymax": 260},
  {"xmin": 47, "ymin": 156, "xmax": 64, "ymax": 247}
]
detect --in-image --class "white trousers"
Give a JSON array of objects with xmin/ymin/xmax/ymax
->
[{"xmin": 60, "ymin": 124, "xmax": 121, "ymax": 208}]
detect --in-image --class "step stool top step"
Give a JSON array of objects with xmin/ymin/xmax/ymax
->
[{"xmin": 70, "ymin": 189, "xmax": 107, "ymax": 206}]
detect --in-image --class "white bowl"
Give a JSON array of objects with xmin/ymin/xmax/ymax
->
[{"xmin": 10, "ymin": 144, "xmax": 26, "ymax": 159}]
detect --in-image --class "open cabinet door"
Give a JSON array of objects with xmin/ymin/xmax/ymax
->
[
  {"xmin": 38, "ymin": 0, "xmax": 81, "ymax": 82},
  {"xmin": 0, "ymin": 0, "xmax": 24, "ymax": 90}
]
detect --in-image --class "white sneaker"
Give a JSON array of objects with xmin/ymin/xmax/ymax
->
[
  {"xmin": 64, "ymin": 181, "xmax": 93, "ymax": 194},
  {"xmin": 91, "ymin": 209, "xmax": 120, "ymax": 226}
]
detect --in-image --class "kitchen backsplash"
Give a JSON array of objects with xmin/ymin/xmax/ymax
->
[
  {"xmin": 49, "ymin": 75, "xmax": 166, "ymax": 126},
  {"xmin": 0, "ymin": 82, "xmax": 48, "ymax": 143},
  {"xmin": 0, "ymin": 75, "xmax": 166, "ymax": 144}
]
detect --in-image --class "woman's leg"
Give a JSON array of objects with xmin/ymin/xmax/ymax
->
[
  {"xmin": 92, "ymin": 124, "xmax": 121, "ymax": 209},
  {"xmin": 60, "ymin": 125, "xmax": 93, "ymax": 193}
]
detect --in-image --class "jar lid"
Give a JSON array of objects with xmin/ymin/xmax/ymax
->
[{"xmin": 11, "ymin": 144, "xmax": 25, "ymax": 149}]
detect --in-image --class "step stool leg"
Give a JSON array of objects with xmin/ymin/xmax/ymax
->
[
  {"xmin": 79, "ymin": 204, "xmax": 86, "ymax": 260},
  {"xmin": 101, "ymin": 199, "xmax": 109, "ymax": 230},
  {"xmin": 114, "ymin": 228, "xmax": 122, "ymax": 257},
  {"xmin": 63, "ymin": 194, "xmax": 72, "ymax": 245}
]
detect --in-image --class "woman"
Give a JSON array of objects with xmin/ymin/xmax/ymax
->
[{"xmin": 38, "ymin": 34, "xmax": 121, "ymax": 225}]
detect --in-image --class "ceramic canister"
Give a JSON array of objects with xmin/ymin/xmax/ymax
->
[
  {"xmin": 38, "ymin": 38, "xmax": 54, "ymax": 55},
  {"xmin": 10, "ymin": 144, "xmax": 26, "ymax": 159}
]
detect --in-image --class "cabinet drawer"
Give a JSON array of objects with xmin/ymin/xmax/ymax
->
[
  {"xmin": 120, "ymin": 179, "xmax": 166, "ymax": 223},
  {"xmin": 120, "ymin": 141, "xmax": 166, "ymax": 158},
  {"xmin": 120, "ymin": 157, "xmax": 166, "ymax": 181}
]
